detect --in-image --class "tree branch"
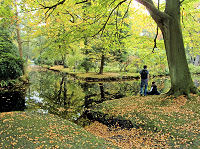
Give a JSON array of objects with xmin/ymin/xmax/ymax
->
[
  {"xmin": 152, "ymin": 0, "xmax": 159, "ymax": 53},
  {"xmin": 120, "ymin": 0, "xmax": 132, "ymax": 25},
  {"xmin": 93, "ymin": 0, "xmax": 128, "ymax": 37},
  {"xmin": 135, "ymin": 0, "xmax": 170, "ymax": 21},
  {"xmin": 180, "ymin": 0, "xmax": 185, "ymax": 5},
  {"xmin": 75, "ymin": 0, "xmax": 89, "ymax": 4},
  {"xmin": 39, "ymin": 0, "xmax": 66, "ymax": 9}
]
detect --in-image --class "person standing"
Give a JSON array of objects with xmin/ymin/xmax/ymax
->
[{"xmin": 139, "ymin": 65, "xmax": 149, "ymax": 96}]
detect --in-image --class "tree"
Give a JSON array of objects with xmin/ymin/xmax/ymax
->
[
  {"xmin": 24, "ymin": 0, "xmax": 199, "ymax": 96},
  {"xmin": 135, "ymin": 0, "xmax": 198, "ymax": 96},
  {"xmin": 14, "ymin": 0, "xmax": 23, "ymax": 59}
]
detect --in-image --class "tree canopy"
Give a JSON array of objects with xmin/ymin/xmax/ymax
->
[{"xmin": 1, "ymin": 0, "xmax": 199, "ymax": 95}]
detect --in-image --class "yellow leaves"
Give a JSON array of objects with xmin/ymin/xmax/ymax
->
[
  {"xmin": 36, "ymin": 145, "xmax": 44, "ymax": 149},
  {"xmin": 57, "ymin": 107, "xmax": 66, "ymax": 112},
  {"xmin": 10, "ymin": 141, "xmax": 17, "ymax": 146},
  {"xmin": 86, "ymin": 121, "xmax": 169, "ymax": 148},
  {"xmin": 3, "ymin": 118, "xmax": 14, "ymax": 123}
]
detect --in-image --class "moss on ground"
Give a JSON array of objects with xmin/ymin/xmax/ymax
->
[
  {"xmin": 0, "ymin": 111, "xmax": 117, "ymax": 149},
  {"xmin": 87, "ymin": 94, "xmax": 200, "ymax": 148}
]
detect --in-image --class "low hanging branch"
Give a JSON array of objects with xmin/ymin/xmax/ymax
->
[{"xmin": 152, "ymin": 0, "xmax": 160, "ymax": 53}]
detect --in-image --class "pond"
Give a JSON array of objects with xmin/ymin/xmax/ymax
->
[{"xmin": 0, "ymin": 67, "xmax": 199, "ymax": 126}]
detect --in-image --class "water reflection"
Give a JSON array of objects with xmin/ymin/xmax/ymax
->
[
  {"xmin": 24, "ymin": 69, "xmax": 172, "ymax": 126},
  {"xmin": 1, "ymin": 67, "xmax": 199, "ymax": 126}
]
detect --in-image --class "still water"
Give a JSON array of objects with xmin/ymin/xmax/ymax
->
[{"xmin": 0, "ymin": 67, "xmax": 199, "ymax": 126}]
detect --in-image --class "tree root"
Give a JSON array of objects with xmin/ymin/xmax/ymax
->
[{"xmin": 166, "ymin": 85, "xmax": 199, "ymax": 99}]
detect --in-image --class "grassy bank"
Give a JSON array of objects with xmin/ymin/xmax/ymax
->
[
  {"xmin": 85, "ymin": 95, "xmax": 200, "ymax": 148},
  {"xmin": 48, "ymin": 65, "xmax": 140, "ymax": 81},
  {"xmin": 0, "ymin": 111, "xmax": 117, "ymax": 148}
]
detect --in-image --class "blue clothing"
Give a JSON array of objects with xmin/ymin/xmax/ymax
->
[{"xmin": 139, "ymin": 69, "xmax": 149, "ymax": 96}]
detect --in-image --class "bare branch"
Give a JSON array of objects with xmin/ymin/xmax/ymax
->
[
  {"xmin": 152, "ymin": 27, "xmax": 158, "ymax": 53},
  {"xmin": 152, "ymin": 0, "xmax": 159, "ymax": 53}
]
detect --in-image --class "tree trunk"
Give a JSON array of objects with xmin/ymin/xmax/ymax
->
[
  {"xmin": 14, "ymin": 0, "xmax": 24, "ymax": 74},
  {"xmin": 62, "ymin": 54, "xmax": 67, "ymax": 68},
  {"xmin": 137, "ymin": 0, "xmax": 198, "ymax": 96},
  {"xmin": 160, "ymin": 0, "xmax": 197, "ymax": 95},
  {"xmin": 99, "ymin": 54, "xmax": 105, "ymax": 74},
  {"xmin": 14, "ymin": 0, "xmax": 23, "ymax": 59}
]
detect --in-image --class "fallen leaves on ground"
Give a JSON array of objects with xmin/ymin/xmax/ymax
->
[
  {"xmin": 87, "ymin": 94, "xmax": 200, "ymax": 148},
  {"xmin": 0, "ymin": 112, "xmax": 116, "ymax": 148}
]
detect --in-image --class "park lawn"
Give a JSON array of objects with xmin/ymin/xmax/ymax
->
[
  {"xmin": 49, "ymin": 65, "xmax": 70, "ymax": 73},
  {"xmin": 48, "ymin": 65, "xmax": 139, "ymax": 81},
  {"xmin": 86, "ymin": 94, "xmax": 200, "ymax": 148},
  {"xmin": 0, "ymin": 111, "xmax": 117, "ymax": 149}
]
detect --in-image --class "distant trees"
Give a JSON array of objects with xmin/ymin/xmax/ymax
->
[{"xmin": 16, "ymin": 0, "xmax": 199, "ymax": 96}]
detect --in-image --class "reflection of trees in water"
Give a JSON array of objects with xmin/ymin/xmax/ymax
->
[{"xmin": 26, "ymin": 70, "xmax": 175, "ymax": 126}]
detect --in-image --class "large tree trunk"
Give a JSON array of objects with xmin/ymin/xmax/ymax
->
[
  {"xmin": 161, "ymin": 0, "xmax": 197, "ymax": 95},
  {"xmin": 137, "ymin": 0, "xmax": 198, "ymax": 96}
]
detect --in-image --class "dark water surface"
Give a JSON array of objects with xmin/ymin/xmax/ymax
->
[{"xmin": 1, "ymin": 67, "xmax": 199, "ymax": 126}]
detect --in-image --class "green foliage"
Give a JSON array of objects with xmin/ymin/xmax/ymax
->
[
  {"xmin": 34, "ymin": 55, "xmax": 54, "ymax": 66},
  {"xmin": 0, "ymin": 53, "xmax": 24, "ymax": 80},
  {"xmin": 0, "ymin": 27, "xmax": 17, "ymax": 55},
  {"xmin": 189, "ymin": 64, "xmax": 200, "ymax": 74},
  {"xmin": 0, "ymin": 26, "xmax": 24, "ymax": 82},
  {"xmin": 80, "ymin": 57, "xmax": 96, "ymax": 73}
]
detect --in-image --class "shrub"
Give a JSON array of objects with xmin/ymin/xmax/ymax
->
[
  {"xmin": 34, "ymin": 56, "xmax": 54, "ymax": 66},
  {"xmin": 0, "ymin": 53, "xmax": 24, "ymax": 80},
  {"xmin": 80, "ymin": 58, "xmax": 96, "ymax": 73},
  {"xmin": 189, "ymin": 64, "xmax": 200, "ymax": 74}
]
